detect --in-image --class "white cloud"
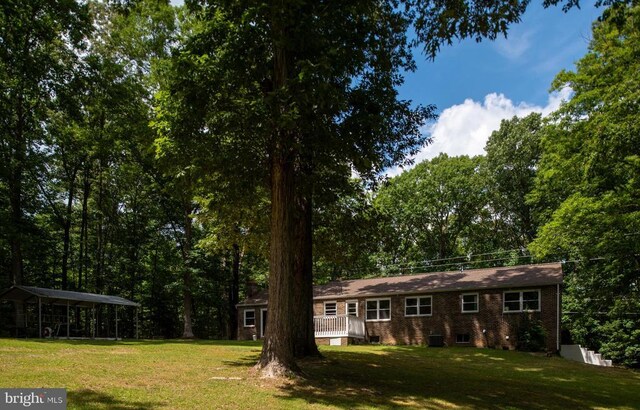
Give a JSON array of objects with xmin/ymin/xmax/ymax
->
[
  {"xmin": 386, "ymin": 88, "xmax": 571, "ymax": 177},
  {"xmin": 494, "ymin": 29, "xmax": 535, "ymax": 60}
]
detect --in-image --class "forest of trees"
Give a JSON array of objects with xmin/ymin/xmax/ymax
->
[{"xmin": 1, "ymin": 0, "xmax": 638, "ymax": 370}]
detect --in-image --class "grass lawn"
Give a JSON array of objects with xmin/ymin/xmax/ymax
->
[{"xmin": 0, "ymin": 339, "xmax": 638, "ymax": 409}]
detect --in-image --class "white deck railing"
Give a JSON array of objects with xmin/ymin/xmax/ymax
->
[{"xmin": 314, "ymin": 315, "xmax": 365, "ymax": 339}]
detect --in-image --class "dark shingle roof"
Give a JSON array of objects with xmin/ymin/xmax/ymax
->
[
  {"xmin": 237, "ymin": 263, "xmax": 563, "ymax": 306},
  {"xmin": 313, "ymin": 263, "xmax": 563, "ymax": 300}
]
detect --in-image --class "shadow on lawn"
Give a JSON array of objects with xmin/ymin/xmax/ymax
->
[
  {"xmin": 275, "ymin": 346, "xmax": 640, "ymax": 410},
  {"xmin": 24, "ymin": 338, "xmax": 263, "ymax": 347},
  {"xmin": 68, "ymin": 389, "xmax": 159, "ymax": 410}
]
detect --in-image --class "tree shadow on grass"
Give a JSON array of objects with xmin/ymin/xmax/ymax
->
[
  {"xmin": 275, "ymin": 346, "xmax": 640, "ymax": 410},
  {"xmin": 222, "ymin": 353, "xmax": 262, "ymax": 369},
  {"xmin": 68, "ymin": 389, "xmax": 160, "ymax": 410},
  {"xmin": 24, "ymin": 338, "xmax": 263, "ymax": 348}
]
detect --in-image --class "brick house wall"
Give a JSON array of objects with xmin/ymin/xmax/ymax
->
[
  {"xmin": 237, "ymin": 305, "xmax": 267, "ymax": 341},
  {"xmin": 312, "ymin": 285, "xmax": 559, "ymax": 351},
  {"xmin": 239, "ymin": 285, "xmax": 560, "ymax": 352}
]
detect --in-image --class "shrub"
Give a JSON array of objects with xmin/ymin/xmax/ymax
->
[{"xmin": 516, "ymin": 315, "xmax": 547, "ymax": 352}]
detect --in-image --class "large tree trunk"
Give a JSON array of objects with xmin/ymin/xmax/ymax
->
[
  {"xmin": 78, "ymin": 163, "xmax": 91, "ymax": 290},
  {"xmin": 94, "ymin": 161, "xmax": 106, "ymax": 293},
  {"xmin": 9, "ymin": 96, "xmax": 26, "ymax": 329},
  {"xmin": 61, "ymin": 168, "xmax": 78, "ymax": 290},
  {"xmin": 257, "ymin": 150, "xmax": 300, "ymax": 376},
  {"xmin": 257, "ymin": 4, "xmax": 319, "ymax": 376},
  {"xmin": 9, "ymin": 171, "xmax": 24, "ymax": 330},
  {"xmin": 228, "ymin": 243, "xmax": 241, "ymax": 340},
  {"xmin": 292, "ymin": 193, "xmax": 319, "ymax": 358},
  {"xmin": 9, "ymin": 92, "xmax": 26, "ymax": 286},
  {"xmin": 8, "ymin": 171, "xmax": 24, "ymax": 287},
  {"xmin": 181, "ymin": 203, "xmax": 195, "ymax": 339}
]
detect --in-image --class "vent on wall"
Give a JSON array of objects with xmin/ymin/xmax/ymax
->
[
  {"xmin": 456, "ymin": 333, "xmax": 471, "ymax": 343},
  {"xmin": 369, "ymin": 335, "xmax": 380, "ymax": 344}
]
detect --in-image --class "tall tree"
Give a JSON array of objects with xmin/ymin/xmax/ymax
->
[
  {"xmin": 159, "ymin": 0, "xmax": 433, "ymax": 375},
  {"xmin": 0, "ymin": 0, "xmax": 90, "ymax": 287},
  {"xmin": 485, "ymin": 113, "xmax": 543, "ymax": 249},
  {"xmin": 160, "ymin": 0, "xmax": 590, "ymax": 376},
  {"xmin": 375, "ymin": 154, "xmax": 487, "ymax": 272},
  {"xmin": 529, "ymin": 3, "xmax": 640, "ymax": 367}
]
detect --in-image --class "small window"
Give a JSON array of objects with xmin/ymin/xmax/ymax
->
[
  {"xmin": 324, "ymin": 302, "xmax": 337, "ymax": 316},
  {"xmin": 456, "ymin": 333, "xmax": 471, "ymax": 343},
  {"xmin": 405, "ymin": 296, "xmax": 432, "ymax": 316},
  {"xmin": 461, "ymin": 293, "xmax": 479, "ymax": 313},
  {"xmin": 366, "ymin": 299, "xmax": 391, "ymax": 321},
  {"xmin": 503, "ymin": 290, "xmax": 541, "ymax": 312},
  {"xmin": 347, "ymin": 301, "xmax": 358, "ymax": 316},
  {"xmin": 244, "ymin": 310, "xmax": 256, "ymax": 327}
]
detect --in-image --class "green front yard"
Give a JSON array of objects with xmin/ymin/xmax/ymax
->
[{"xmin": 0, "ymin": 339, "xmax": 638, "ymax": 409}]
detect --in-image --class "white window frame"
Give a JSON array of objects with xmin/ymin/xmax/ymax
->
[
  {"xmin": 461, "ymin": 293, "xmax": 479, "ymax": 313},
  {"xmin": 346, "ymin": 300, "xmax": 358, "ymax": 317},
  {"xmin": 366, "ymin": 298, "xmax": 391, "ymax": 322},
  {"xmin": 404, "ymin": 296, "xmax": 432, "ymax": 317},
  {"xmin": 503, "ymin": 289, "xmax": 541, "ymax": 313},
  {"xmin": 243, "ymin": 309, "xmax": 256, "ymax": 327},
  {"xmin": 324, "ymin": 301, "xmax": 337, "ymax": 316}
]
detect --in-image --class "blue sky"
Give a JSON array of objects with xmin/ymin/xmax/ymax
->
[
  {"xmin": 402, "ymin": 3, "xmax": 601, "ymax": 110},
  {"xmin": 393, "ymin": 2, "xmax": 603, "ymax": 170}
]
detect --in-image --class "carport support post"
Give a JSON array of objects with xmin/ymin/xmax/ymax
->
[
  {"xmin": 92, "ymin": 304, "xmax": 96, "ymax": 339},
  {"xmin": 66, "ymin": 301, "xmax": 70, "ymax": 339},
  {"xmin": 115, "ymin": 305, "xmax": 118, "ymax": 340},
  {"xmin": 38, "ymin": 297, "xmax": 42, "ymax": 338},
  {"xmin": 135, "ymin": 306, "xmax": 139, "ymax": 339}
]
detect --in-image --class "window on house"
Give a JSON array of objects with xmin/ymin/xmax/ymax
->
[
  {"xmin": 347, "ymin": 301, "xmax": 358, "ymax": 317},
  {"xmin": 405, "ymin": 296, "xmax": 432, "ymax": 316},
  {"xmin": 456, "ymin": 333, "xmax": 471, "ymax": 343},
  {"xmin": 503, "ymin": 290, "xmax": 541, "ymax": 312},
  {"xmin": 461, "ymin": 293, "xmax": 479, "ymax": 313},
  {"xmin": 244, "ymin": 310, "xmax": 256, "ymax": 327},
  {"xmin": 324, "ymin": 302, "xmax": 337, "ymax": 316},
  {"xmin": 366, "ymin": 299, "xmax": 391, "ymax": 321},
  {"xmin": 522, "ymin": 291, "xmax": 540, "ymax": 311}
]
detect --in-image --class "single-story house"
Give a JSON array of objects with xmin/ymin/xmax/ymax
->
[{"xmin": 237, "ymin": 262, "xmax": 563, "ymax": 351}]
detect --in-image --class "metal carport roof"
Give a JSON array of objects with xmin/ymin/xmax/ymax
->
[{"xmin": 0, "ymin": 285, "xmax": 139, "ymax": 307}]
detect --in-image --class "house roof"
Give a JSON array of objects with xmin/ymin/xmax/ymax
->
[
  {"xmin": 237, "ymin": 263, "xmax": 563, "ymax": 306},
  {"xmin": 0, "ymin": 285, "xmax": 140, "ymax": 307}
]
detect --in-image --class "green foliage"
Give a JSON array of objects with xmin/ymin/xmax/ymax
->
[
  {"xmin": 375, "ymin": 154, "xmax": 488, "ymax": 272},
  {"xmin": 485, "ymin": 113, "xmax": 543, "ymax": 248},
  {"xmin": 598, "ymin": 318, "xmax": 640, "ymax": 367},
  {"xmin": 516, "ymin": 315, "xmax": 547, "ymax": 352},
  {"xmin": 529, "ymin": 3, "xmax": 640, "ymax": 367},
  {"xmin": 313, "ymin": 179, "xmax": 384, "ymax": 282}
]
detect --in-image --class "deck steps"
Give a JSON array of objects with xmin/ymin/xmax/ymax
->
[{"xmin": 560, "ymin": 344, "xmax": 612, "ymax": 367}]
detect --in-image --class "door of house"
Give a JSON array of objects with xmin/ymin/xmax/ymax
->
[{"xmin": 260, "ymin": 309, "xmax": 267, "ymax": 338}]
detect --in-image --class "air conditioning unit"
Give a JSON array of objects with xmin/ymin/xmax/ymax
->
[{"xmin": 428, "ymin": 334, "xmax": 444, "ymax": 347}]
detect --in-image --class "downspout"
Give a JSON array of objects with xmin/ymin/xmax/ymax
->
[{"xmin": 556, "ymin": 283, "xmax": 561, "ymax": 352}]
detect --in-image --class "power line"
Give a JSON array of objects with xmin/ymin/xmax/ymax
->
[{"xmin": 378, "ymin": 248, "xmax": 532, "ymax": 270}]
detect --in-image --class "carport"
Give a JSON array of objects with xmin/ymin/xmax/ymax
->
[{"xmin": 0, "ymin": 285, "xmax": 139, "ymax": 339}]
